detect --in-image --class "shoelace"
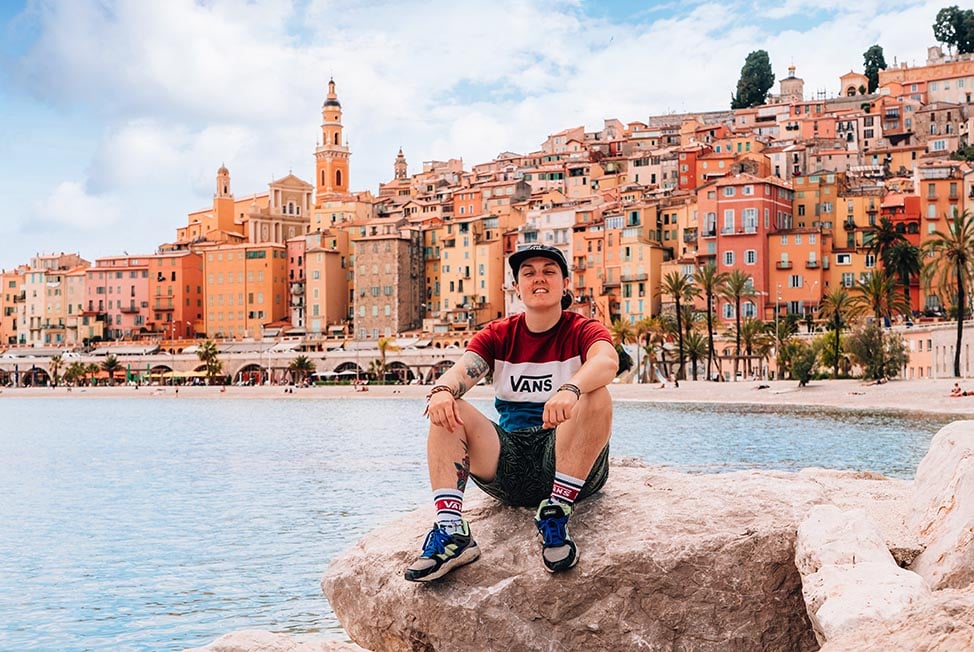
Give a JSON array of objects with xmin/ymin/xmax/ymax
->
[
  {"xmin": 537, "ymin": 515, "xmax": 568, "ymax": 546},
  {"xmin": 421, "ymin": 527, "xmax": 452, "ymax": 556}
]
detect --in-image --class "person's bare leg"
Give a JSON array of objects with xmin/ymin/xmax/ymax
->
[
  {"xmin": 536, "ymin": 386, "xmax": 612, "ymax": 573},
  {"xmin": 553, "ymin": 386, "xmax": 612, "ymax": 480},
  {"xmin": 406, "ymin": 400, "xmax": 499, "ymax": 582}
]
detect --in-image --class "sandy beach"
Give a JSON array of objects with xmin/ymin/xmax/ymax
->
[{"xmin": 5, "ymin": 377, "xmax": 974, "ymax": 417}]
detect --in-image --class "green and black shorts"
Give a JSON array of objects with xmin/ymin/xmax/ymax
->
[{"xmin": 470, "ymin": 423, "xmax": 609, "ymax": 508}]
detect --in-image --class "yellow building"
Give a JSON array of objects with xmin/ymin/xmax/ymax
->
[{"xmin": 1, "ymin": 267, "xmax": 27, "ymax": 346}]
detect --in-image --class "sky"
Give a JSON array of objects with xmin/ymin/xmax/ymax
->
[{"xmin": 0, "ymin": 0, "xmax": 952, "ymax": 270}]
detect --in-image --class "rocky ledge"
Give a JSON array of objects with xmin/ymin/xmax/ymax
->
[{"xmin": 193, "ymin": 422, "xmax": 974, "ymax": 651}]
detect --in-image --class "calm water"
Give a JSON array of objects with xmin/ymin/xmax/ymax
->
[{"xmin": 0, "ymin": 397, "xmax": 955, "ymax": 651}]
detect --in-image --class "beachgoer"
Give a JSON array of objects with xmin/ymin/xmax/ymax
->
[
  {"xmin": 951, "ymin": 383, "xmax": 962, "ymax": 397},
  {"xmin": 405, "ymin": 244, "xmax": 618, "ymax": 582}
]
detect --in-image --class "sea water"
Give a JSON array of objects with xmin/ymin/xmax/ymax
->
[{"xmin": 0, "ymin": 397, "xmax": 954, "ymax": 651}]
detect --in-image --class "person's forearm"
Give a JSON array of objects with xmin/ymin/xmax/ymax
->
[{"xmin": 432, "ymin": 352, "xmax": 489, "ymax": 397}]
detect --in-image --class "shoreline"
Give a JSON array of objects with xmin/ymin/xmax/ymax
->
[{"xmin": 4, "ymin": 377, "xmax": 974, "ymax": 417}]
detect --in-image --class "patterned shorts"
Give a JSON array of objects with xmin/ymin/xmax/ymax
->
[{"xmin": 470, "ymin": 423, "xmax": 609, "ymax": 508}]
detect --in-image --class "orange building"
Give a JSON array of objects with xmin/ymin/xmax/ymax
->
[
  {"xmin": 148, "ymin": 251, "xmax": 204, "ymax": 338},
  {"xmin": 301, "ymin": 229, "xmax": 351, "ymax": 336},
  {"xmin": 203, "ymin": 243, "xmax": 288, "ymax": 339},
  {"xmin": 1, "ymin": 267, "xmax": 26, "ymax": 345}
]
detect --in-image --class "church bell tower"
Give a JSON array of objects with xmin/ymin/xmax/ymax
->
[{"xmin": 315, "ymin": 78, "xmax": 350, "ymax": 202}]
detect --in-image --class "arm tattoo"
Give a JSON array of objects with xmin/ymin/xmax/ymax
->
[
  {"xmin": 456, "ymin": 380, "xmax": 467, "ymax": 396},
  {"xmin": 464, "ymin": 353, "xmax": 489, "ymax": 379}
]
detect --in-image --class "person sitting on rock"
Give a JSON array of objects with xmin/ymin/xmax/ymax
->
[{"xmin": 405, "ymin": 244, "xmax": 618, "ymax": 582}]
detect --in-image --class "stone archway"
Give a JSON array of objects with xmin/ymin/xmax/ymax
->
[{"xmin": 385, "ymin": 361, "xmax": 414, "ymax": 384}]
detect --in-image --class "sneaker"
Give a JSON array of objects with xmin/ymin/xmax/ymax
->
[
  {"xmin": 404, "ymin": 520, "xmax": 480, "ymax": 582},
  {"xmin": 534, "ymin": 500, "xmax": 578, "ymax": 573}
]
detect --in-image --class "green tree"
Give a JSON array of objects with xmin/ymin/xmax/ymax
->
[
  {"xmin": 818, "ymin": 286, "xmax": 863, "ymax": 379},
  {"xmin": 851, "ymin": 272, "xmax": 909, "ymax": 378},
  {"xmin": 846, "ymin": 323, "xmax": 909, "ymax": 380},
  {"xmin": 731, "ymin": 50, "xmax": 775, "ymax": 109},
  {"xmin": 693, "ymin": 263, "xmax": 728, "ymax": 381},
  {"xmin": 288, "ymin": 355, "xmax": 315, "ymax": 384},
  {"xmin": 719, "ymin": 270, "xmax": 755, "ymax": 380},
  {"xmin": 85, "ymin": 362, "xmax": 100, "ymax": 386},
  {"xmin": 63, "ymin": 361, "xmax": 87, "ymax": 386},
  {"xmin": 101, "ymin": 355, "xmax": 122, "ymax": 386},
  {"xmin": 49, "ymin": 354, "xmax": 63, "ymax": 389},
  {"xmin": 934, "ymin": 6, "xmax": 974, "ymax": 54},
  {"xmin": 196, "ymin": 339, "xmax": 224, "ymax": 385},
  {"xmin": 886, "ymin": 241, "xmax": 922, "ymax": 316},
  {"xmin": 660, "ymin": 271, "xmax": 701, "ymax": 380},
  {"xmin": 683, "ymin": 330, "xmax": 707, "ymax": 381},
  {"xmin": 791, "ymin": 340, "xmax": 819, "ymax": 387},
  {"xmin": 921, "ymin": 209, "xmax": 974, "ymax": 377},
  {"xmin": 609, "ymin": 319, "xmax": 635, "ymax": 380},
  {"xmin": 862, "ymin": 44, "xmax": 887, "ymax": 93},
  {"xmin": 865, "ymin": 217, "xmax": 905, "ymax": 271}
]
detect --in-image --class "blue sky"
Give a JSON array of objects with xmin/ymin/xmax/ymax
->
[{"xmin": 0, "ymin": 0, "xmax": 948, "ymax": 270}]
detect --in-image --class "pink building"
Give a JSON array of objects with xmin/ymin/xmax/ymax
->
[{"xmin": 85, "ymin": 255, "xmax": 150, "ymax": 341}]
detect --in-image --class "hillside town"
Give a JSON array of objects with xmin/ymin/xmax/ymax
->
[{"xmin": 2, "ymin": 44, "xmax": 974, "ymax": 382}]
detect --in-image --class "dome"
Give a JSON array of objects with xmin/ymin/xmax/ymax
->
[
  {"xmin": 323, "ymin": 98, "xmax": 341, "ymax": 108},
  {"xmin": 217, "ymin": 164, "xmax": 229, "ymax": 175}
]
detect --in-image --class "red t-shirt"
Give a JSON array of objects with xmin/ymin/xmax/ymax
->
[{"xmin": 467, "ymin": 311, "xmax": 611, "ymax": 431}]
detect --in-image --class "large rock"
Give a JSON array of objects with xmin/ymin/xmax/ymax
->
[
  {"xmin": 795, "ymin": 505, "xmax": 929, "ymax": 644},
  {"xmin": 323, "ymin": 461, "xmax": 916, "ymax": 652},
  {"xmin": 184, "ymin": 630, "xmax": 366, "ymax": 652},
  {"xmin": 910, "ymin": 421, "xmax": 974, "ymax": 590},
  {"xmin": 818, "ymin": 588, "xmax": 974, "ymax": 652}
]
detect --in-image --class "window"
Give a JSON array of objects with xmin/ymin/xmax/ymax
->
[
  {"xmin": 723, "ymin": 186, "xmax": 735, "ymax": 197},
  {"xmin": 743, "ymin": 301, "xmax": 756, "ymax": 318},
  {"xmin": 841, "ymin": 272, "xmax": 855, "ymax": 287},
  {"xmin": 836, "ymin": 253, "xmax": 852, "ymax": 265},
  {"xmin": 789, "ymin": 275, "xmax": 802, "ymax": 288},
  {"xmin": 865, "ymin": 254, "xmax": 876, "ymax": 268},
  {"xmin": 745, "ymin": 250, "xmax": 757, "ymax": 265},
  {"xmin": 723, "ymin": 251, "xmax": 735, "ymax": 266},
  {"xmin": 722, "ymin": 303, "xmax": 735, "ymax": 319}
]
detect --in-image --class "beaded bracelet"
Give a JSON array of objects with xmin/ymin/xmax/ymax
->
[
  {"xmin": 426, "ymin": 385, "xmax": 457, "ymax": 400},
  {"xmin": 557, "ymin": 383, "xmax": 582, "ymax": 399}
]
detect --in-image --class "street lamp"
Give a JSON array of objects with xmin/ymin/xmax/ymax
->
[{"xmin": 774, "ymin": 284, "xmax": 781, "ymax": 380}]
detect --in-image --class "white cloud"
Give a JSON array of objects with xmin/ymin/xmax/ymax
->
[
  {"xmin": 30, "ymin": 182, "xmax": 122, "ymax": 231},
  {"xmin": 0, "ymin": 0, "xmax": 956, "ymax": 268}
]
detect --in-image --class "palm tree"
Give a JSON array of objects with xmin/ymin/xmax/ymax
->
[
  {"xmin": 683, "ymin": 330, "xmax": 708, "ymax": 380},
  {"xmin": 631, "ymin": 317, "xmax": 654, "ymax": 382},
  {"xmin": 921, "ymin": 209, "xmax": 974, "ymax": 377},
  {"xmin": 865, "ymin": 216, "xmax": 906, "ymax": 270},
  {"xmin": 660, "ymin": 271, "xmax": 701, "ymax": 380},
  {"xmin": 694, "ymin": 263, "xmax": 729, "ymax": 381},
  {"xmin": 818, "ymin": 286, "xmax": 863, "ymax": 379},
  {"xmin": 719, "ymin": 270, "xmax": 755, "ymax": 381},
  {"xmin": 852, "ymin": 272, "xmax": 909, "ymax": 325},
  {"xmin": 886, "ymin": 241, "xmax": 921, "ymax": 318},
  {"xmin": 63, "ymin": 361, "xmax": 87, "ymax": 386},
  {"xmin": 288, "ymin": 355, "xmax": 315, "ymax": 384},
  {"xmin": 375, "ymin": 336, "xmax": 401, "ymax": 382},
  {"xmin": 609, "ymin": 319, "xmax": 635, "ymax": 380},
  {"xmin": 49, "ymin": 354, "xmax": 63, "ymax": 388},
  {"xmin": 101, "ymin": 354, "xmax": 122, "ymax": 386},
  {"xmin": 196, "ymin": 339, "xmax": 224, "ymax": 385},
  {"xmin": 85, "ymin": 362, "xmax": 100, "ymax": 386}
]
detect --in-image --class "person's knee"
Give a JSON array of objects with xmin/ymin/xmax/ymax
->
[{"xmin": 576, "ymin": 386, "xmax": 613, "ymax": 420}]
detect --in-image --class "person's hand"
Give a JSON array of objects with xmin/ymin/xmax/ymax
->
[
  {"xmin": 425, "ymin": 390, "xmax": 463, "ymax": 432},
  {"xmin": 542, "ymin": 388, "xmax": 578, "ymax": 428}
]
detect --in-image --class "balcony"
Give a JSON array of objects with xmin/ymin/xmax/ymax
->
[
  {"xmin": 152, "ymin": 302, "xmax": 174, "ymax": 311},
  {"xmin": 683, "ymin": 231, "xmax": 698, "ymax": 243},
  {"xmin": 775, "ymin": 261, "xmax": 793, "ymax": 270},
  {"xmin": 120, "ymin": 305, "xmax": 140, "ymax": 314},
  {"xmin": 805, "ymin": 260, "xmax": 819, "ymax": 269},
  {"xmin": 843, "ymin": 219, "xmax": 856, "ymax": 230},
  {"xmin": 620, "ymin": 273, "xmax": 648, "ymax": 282}
]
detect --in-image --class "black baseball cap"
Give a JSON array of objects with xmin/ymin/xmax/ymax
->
[{"xmin": 509, "ymin": 244, "xmax": 569, "ymax": 277}]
